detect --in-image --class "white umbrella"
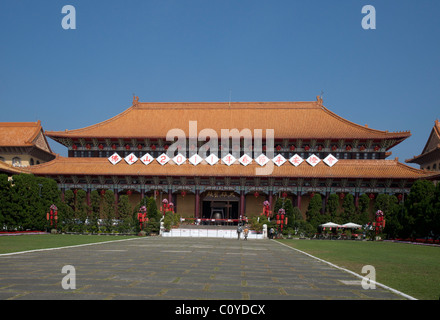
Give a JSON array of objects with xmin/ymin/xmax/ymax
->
[
  {"xmin": 320, "ymin": 222, "xmax": 341, "ymax": 228},
  {"xmin": 341, "ymin": 222, "xmax": 362, "ymax": 229}
]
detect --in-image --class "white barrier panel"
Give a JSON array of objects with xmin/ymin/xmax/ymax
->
[{"xmin": 162, "ymin": 228, "xmax": 264, "ymax": 239}]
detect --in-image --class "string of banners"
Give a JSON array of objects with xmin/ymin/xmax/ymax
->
[{"xmin": 108, "ymin": 152, "xmax": 338, "ymax": 167}]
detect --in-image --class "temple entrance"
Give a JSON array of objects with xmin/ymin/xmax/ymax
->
[{"xmin": 201, "ymin": 191, "xmax": 240, "ymax": 225}]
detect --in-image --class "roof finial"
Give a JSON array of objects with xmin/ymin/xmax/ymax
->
[
  {"xmin": 132, "ymin": 94, "xmax": 139, "ymax": 106},
  {"xmin": 316, "ymin": 92, "xmax": 323, "ymax": 106}
]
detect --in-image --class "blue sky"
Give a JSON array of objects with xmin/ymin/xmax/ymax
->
[{"xmin": 1, "ymin": 0, "xmax": 439, "ymax": 165}]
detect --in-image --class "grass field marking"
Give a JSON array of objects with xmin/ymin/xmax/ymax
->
[
  {"xmin": 273, "ymin": 240, "xmax": 418, "ymax": 301},
  {"xmin": 0, "ymin": 237, "xmax": 143, "ymax": 257}
]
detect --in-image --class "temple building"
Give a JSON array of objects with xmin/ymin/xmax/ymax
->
[
  {"xmin": 406, "ymin": 120, "xmax": 440, "ymax": 172},
  {"xmin": 29, "ymin": 97, "xmax": 438, "ymax": 222},
  {"xmin": 0, "ymin": 121, "xmax": 55, "ymax": 176}
]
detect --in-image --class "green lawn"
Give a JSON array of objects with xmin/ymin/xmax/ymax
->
[
  {"xmin": 277, "ymin": 239, "xmax": 440, "ymax": 300},
  {"xmin": 0, "ymin": 234, "xmax": 137, "ymax": 255}
]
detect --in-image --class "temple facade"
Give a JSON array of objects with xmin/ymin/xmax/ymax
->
[{"xmin": 30, "ymin": 97, "xmax": 438, "ymax": 222}]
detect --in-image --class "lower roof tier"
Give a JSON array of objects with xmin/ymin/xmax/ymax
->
[{"xmin": 28, "ymin": 155, "xmax": 438, "ymax": 181}]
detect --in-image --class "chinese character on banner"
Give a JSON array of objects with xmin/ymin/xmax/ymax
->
[
  {"xmin": 255, "ymin": 154, "xmax": 269, "ymax": 166},
  {"xmin": 239, "ymin": 154, "xmax": 252, "ymax": 166},
  {"xmin": 204, "ymin": 153, "xmax": 219, "ymax": 166},
  {"xmin": 323, "ymin": 154, "xmax": 338, "ymax": 167},
  {"xmin": 272, "ymin": 154, "xmax": 287, "ymax": 167},
  {"xmin": 306, "ymin": 154, "xmax": 321, "ymax": 167},
  {"xmin": 108, "ymin": 153, "xmax": 122, "ymax": 165},
  {"xmin": 222, "ymin": 153, "xmax": 236, "ymax": 166},
  {"xmin": 140, "ymin": 153, "xmax": 154, "ymax": 165},
  {"xmin": 172, "ymin": 153, "xmax": 186, "ymax": 166},
  {"xmin": 156, "ymin": 153, "xmax": 170, "ymax": 166},
  {"xmin": 289, "ymin": 154, "xmax": 303, "ymax": 167},
  {"xmin": 189, "ymin": 153, "xmax": 203, "ymax": 166},
  {"xmin": 124, "ymin": 153, "xmax": 138, "ymax": 165}
]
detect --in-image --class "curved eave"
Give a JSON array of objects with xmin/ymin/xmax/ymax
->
[{"xmin": 30, "ymin": 156, "xmax": 433, "ymax": 181}]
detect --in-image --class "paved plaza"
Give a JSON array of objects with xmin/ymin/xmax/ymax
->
[{"xmin": 0, "ymin": 237, "xmax": 405, "ymax": 300}]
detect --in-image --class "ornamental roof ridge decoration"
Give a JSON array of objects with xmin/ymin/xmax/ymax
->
[{"xmin": 45, "ymin": 98, "xmax": 411, "ymax": 146}]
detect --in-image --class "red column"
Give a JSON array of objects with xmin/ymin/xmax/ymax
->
[
  {"xmin": 297, "ymin": 192, "xmax": 302, "ymax": 210},
  {"xmin": 168, "ymin": 189, "xmax": 172, "ymax": 204},
  {"xmin": 240, "ymin": 191, "xmax": 245, "ymax": 219},
  {"xmin": 195, "ymin": 190, "xmax": 200, "ymax": 220}
]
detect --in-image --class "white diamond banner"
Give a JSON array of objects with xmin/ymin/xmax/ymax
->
[
  {"xmin": 239, "ymin": 154, "xmax": 252, "ymax": 166},
  {"xmin": 272, "ymin": 154, "xmax": 287, "ymax": 167},
  {"xmin": 205, "ymin": 153, "xmax": 219, "ymax": 166},
  {"xmin": 124, "ymin": 153, "xmax": 138, "ymax": 165},
  {"xmin": 306, "ymin": 154, "xmax": 321, "ymax": 167},
  {"xmin": 254, "ymin": 154, "xmax": 270, "ymax": 167},
  {"xmin": 189, "ymin": 153, "xmax": 203, "ymax": 166},
  {"xmin": 108, "ymin": 153, "xmax": 122, "ymax": 165},
  {"xmin": 140, "ymin": 153, "xmax": 154, "ymax": 166},
  {"xmin": 156, "ymin": 153, "xmax": 170, "ymax": 166},
  {"xmin": 222, "ymin": 153, "xmax": 236, "ymax": 166},
  {"xmin": 323, "ymin": 154, "xmax": 338, "ymax": 167},
  {"xmin": 172, "ymin": 153, "xmax": 186, "ymax": 166},
  {"xmin": 289, "ymin": 154, "xmax": 304, "ymax": 167}
]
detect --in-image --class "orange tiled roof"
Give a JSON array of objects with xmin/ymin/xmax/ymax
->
[
  {"xmin": 406, "ymin": 119, "xmax": 440, "ymax": 164},
  {"xmin": 45, "ymin": 100, "xmax": 411, "ymax": 143},
  {"xmin": 0, "ymin": 121, "xmax": 54, "ymax": 154},
  {"xmin": 30, "ymin": 155, "xmax": 434, "ymax": 180}
]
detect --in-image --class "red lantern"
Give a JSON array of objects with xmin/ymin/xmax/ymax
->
[
  {"xmin": 151, "ymin": 144, "xmax": 156, "ymax": 151},
  {"xmin": 181, "ymin": 190, "xmax": 187, "ymax": 198},
  {"xmin": 254, "ymin": 191, "xmax": 259, "ymax": 198},
  {"xmin": 304, "ymin": 145, "xmax": 310, "ymax": 151},
  {"xmin": 369, "ymin": 193, "xmax": 375, "ymax": 200},
  {"xmin": 112, "ymin": 144, "xmax": 117, "ymax": 150},
  {"xmin": 360, "ymin": 145, "xmax": 366, "ymax": 151},
  {"xmin": 125, "ymin": 144, "xmax": 131, "ymax": 150},
  {"xmin": 346, "ymin": 145, "xmax": 352, "ymax": 151},
  {"xmin": 276, "ymin": 145, "xmax": 282, "ymax": 151},
  {"xmin": 317, "ymin": 145, "xmax": 323, "ymax": 151},
  {"xmin": 127, "ymin": 190, "xmax": 132, "ymax": 196},
  {"xmin": 72, "ymin": 144, "xmax": 77, "ymax": 150},
  {"xmin": 98, "ymin": 144, "xmax": 104, "ymax": 150},
  {"xmin": 282, "ymin": 192, "xmax": 287, "ymax": 198},
  {"xmin": 331, "ymin": 145, "xmax": 337, "ymax": 151},
  {"xmin": 164, "ymin": 145, "xmax": 169, "ymax": 150},
  {"xmin": 137, "ymin": 144, "xmax": 143, "ymax": 150},
  {"xmin": 374, "ymin": 145, "xmax": 380, "ymax": 151},
  {"xmin": 86, "ymin": 143, "xmax": 91, "ymax": 150},
  {"xmin": 100, "ymin": 189, "xmax": 105, "ymax": 196},
  {"xmin": 290, "ymin": 145, "xmax": 296, "ymax": 151},
  {"xmin": 397, "ymin": 194, "xmax": 403, "ymax": 202},
  {"xmin": 339, "ymin": 193, "xmax": 345, "ymax": 200}
]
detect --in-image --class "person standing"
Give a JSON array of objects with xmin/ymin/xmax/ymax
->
[
  {"xmin": 244, "ymin": 227, "xmax": 249, "ymax": 240},
  {"xmin": 237, "ymin": 224, "xmax": 243, "ymax": 240}
]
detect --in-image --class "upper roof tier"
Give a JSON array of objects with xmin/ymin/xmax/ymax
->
[{"xmin": 46, "ymin": 98, "xmax": 411, "ymax": 145}]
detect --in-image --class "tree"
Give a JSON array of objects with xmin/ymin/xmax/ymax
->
[
  {"xmin": 306, "ymin": 193, "xmax": 322, "ymax": 229},
  {"xmin": 0, "ymin": 174, "xmax": 12, "ymax": 229},
  {"xmin": 89, "ymin": 190, "xmax": 101, "ymax": 233},
  {"xmin": 117, "ymin": 195, "xmax": 133, "ymax": 233},
  {"xmin": 405, "ymin": 180, "xmax": 436, "ymax": 238},
  {"xmin": 357, "ymin": 194, "xmax": 371, "ymax": 225},
  {"xmin": 102, "ymin": 190, "xmax": 116, "ymax": 232},
  {"xmin": 326, "ymin": 194, "xmax": 340, "ymax": 223},
  {"xmin": 342, "ymin": 193, "xmax": 356, "ymax": 223}
]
